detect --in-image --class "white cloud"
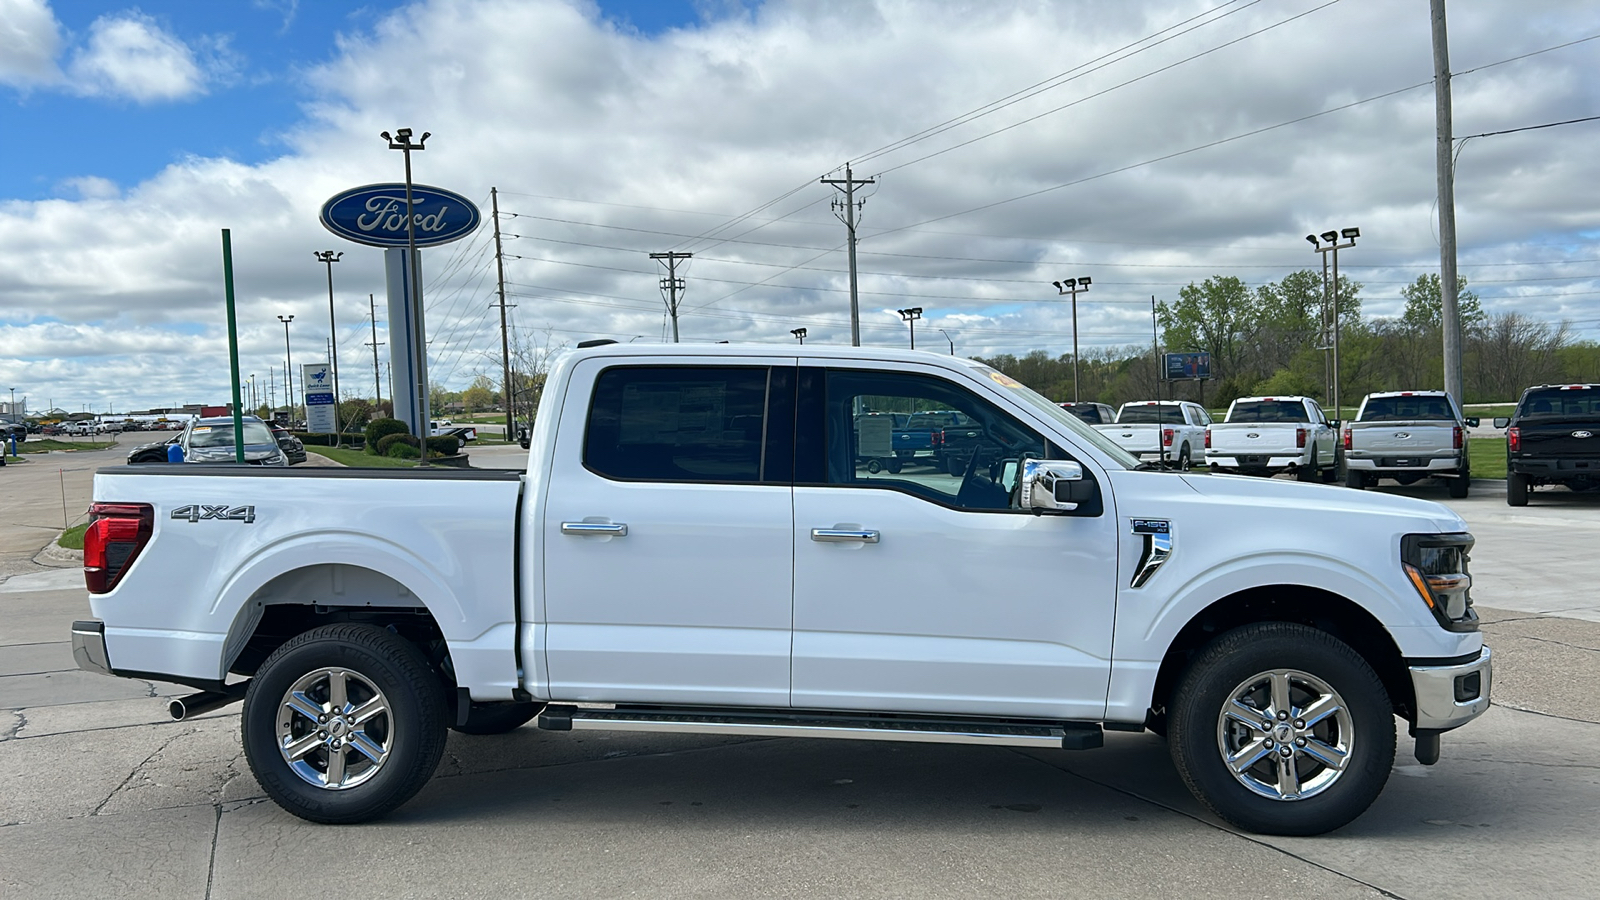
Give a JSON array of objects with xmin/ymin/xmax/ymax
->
[
  {"xmin": 0, "ymin": 0, "xmax": 64, "ymax": 88},
  {"xmin": 66, "ymin": 11, "xmax": 207, "ymax": 102}
]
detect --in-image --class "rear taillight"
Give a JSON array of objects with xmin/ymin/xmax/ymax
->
[
  {"xmin": 1162, "ymin": 428, "xmax": 1174, "ymax": 447},
  {"xmin": 1343, "ymin": 427, "xmax": 1352, "ymax": 451},
  {"xmin": 1508, "ymin": 427, "xmax": 1520, "ymax": 453},
  {"xmin": 84, "ymin": 502, "xmax": 153, "ymax": 594},
  {"xmin": 1453, "ymin": 426, "xmax": 1463, "ymax": 450},
  {"xmin": 1204, "ymin": 428, "xmax": 1211, "ymax": 449},
  {"xmin": 1296, "ymin": 427, "xmax": 1307, "ymax": 449},
  {"xmin": 931, "ymin": 431, "xmax": 943, "ymax": 447}
]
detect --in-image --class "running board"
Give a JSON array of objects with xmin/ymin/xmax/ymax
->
[{"xmin": 536, "ymin": 705, "xmax": 1103, "ymax": 750}]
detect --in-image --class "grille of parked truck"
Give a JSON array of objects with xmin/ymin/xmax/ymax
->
[{"xmin": 71, "ymin": 344, "xmax": 1490, "ymax": 835}]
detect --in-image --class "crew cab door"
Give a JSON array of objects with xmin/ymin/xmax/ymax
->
[
  {"xmin": 790, "ymin": 364, "xmax": 1118, "ymax": 720},
  {"xmin": 541, "ymin": 358, "xmax": 796, "ymax": 706}
]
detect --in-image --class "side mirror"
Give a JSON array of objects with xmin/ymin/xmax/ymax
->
[
  {"xmin": 1465, "ymin": 417, "xmax": 1480, "ymax": 428},
  {"xmin": 1492, "ymin": 417, "xmax": 1510, "ymax": 429},
  {"xmin": 1021, "ymin": 460, "xmax": 1095, "ymax": 513}
]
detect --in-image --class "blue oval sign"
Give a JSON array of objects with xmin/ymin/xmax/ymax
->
[{"xmin": 319, "ymin": 183, "xmax": 481, "ymax": 248}]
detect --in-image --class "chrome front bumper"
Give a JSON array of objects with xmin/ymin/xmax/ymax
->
[
  {"xmin": 71, "ymin": 620, "xmax": 113, "ymax": 677},
  {"xmin": 1410, "ymin": 646, "xmax": 1492, "ymax": 731}
]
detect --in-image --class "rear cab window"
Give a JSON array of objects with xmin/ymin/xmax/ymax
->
[
  {"xmin": 1117, "ymin": 405, "xmax": 1185, "ymax": 425},
  {"xmin": 1517, "ymin": 387, "xmax": 1600, "ymax": 419},
  {"xmin": 1228, "ymin": 400, "xmax": 1310, "ymax": 423},
  {"xmin": 1359, "ymin": 396, "xmax": 1455, "ymax": 421}
]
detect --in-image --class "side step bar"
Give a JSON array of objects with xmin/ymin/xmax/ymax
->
[{"xmin": 537, "ymin": 705, "xmax": 1103, "ymax": 751}]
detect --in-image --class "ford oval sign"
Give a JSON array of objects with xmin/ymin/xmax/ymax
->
[{"xmin": 320, "ymin": 183, "xmax": 481, "ymax": 248}]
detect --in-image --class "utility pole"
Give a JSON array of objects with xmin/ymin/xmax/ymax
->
[
  {"xmin": 367, "ymin": 293, "xmax": 384, "ymax": 410},
  {"xmin": 492, "ymin": 188, "xmax": 516, "ymax": 440},
  {"xmin": 822, "ymin": 163, "xmax": 875, "ymax": 346},
  {"xmin": 649, "ymin": 251, "xmax": 691, "ymax": 342},
  {"xmin": 1432, "ymin": 0, "xmax": 1463, "ymax": 405}
]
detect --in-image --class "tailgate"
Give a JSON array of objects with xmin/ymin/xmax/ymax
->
[
  {"xmin": 1519, "ymin": 423, "xmax": 1600, "ymax": 459},
  {"xmin": 1104, "ymin": 424, "xmax": 1159, "ymax": 452},
  {"xmin": 1350, "ymin": 422, "xmax": 1456, "ymax": 455},
  {"xmin": 1210, "ymin": 424, "xmax": 1299, "ymax": 454}
]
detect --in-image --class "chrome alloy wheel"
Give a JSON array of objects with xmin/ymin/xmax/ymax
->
[
  {"xmin": 1216, "ymin": 668, "xmax": 1353, "ymax": 801},
  {"xmin": 275, "ymin": 667, "xmax": 394, "ymax": 790}
]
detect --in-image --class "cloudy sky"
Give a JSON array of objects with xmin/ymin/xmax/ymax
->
[{"xmin": 2, "ymin": 0, "xmax": 1597, "ymax": 414}]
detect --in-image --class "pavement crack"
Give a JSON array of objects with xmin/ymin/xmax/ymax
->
[
  {"xmin": 91, "ymin": 729, "xmax": 189, "ymax": 816},
  {"xmin": 1497, "ymin": 633, "xmax": 1600, "ymax": 654},
  {"xmin": 203, "ymin": 804, "xmax": 222, "ymax": 900},
  {"xmin": 1490, "ymin": 701, "xmax": 1600, "ymax": 726}
]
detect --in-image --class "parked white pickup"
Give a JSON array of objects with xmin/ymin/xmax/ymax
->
[
  {"xmin": 1093, "ymin": 400, "xmax": 1210, "ymax": 469},
  {"xmin": 1206, "ymin": 395, "xmax": 1338, "ymax": 481},
  {"xmin": 71, "ymin": 345, "xmax": 1490, "ymax": 835}
]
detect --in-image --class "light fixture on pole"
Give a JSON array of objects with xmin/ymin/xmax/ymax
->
[
  {"xmin": 314, "ymin": 250, "xmax": 344, "ymax": 436},
  {"xmin": 277, "ymin": 315, "xmax": 295, "ymax": 422},
  {"xmin": 1051, "ymin": 277, "xmax": 1091, "ymax": 401},
  {"xmin": 381, "ymin": 126, "xmax": 432, "ymax": 460},
  {"xmin": 1306, "ymin": 228, "xmax": 1358, "ymax": 425},
  {"xmin": 896, "ymin": 307, "xmax": 923, "ymax": 349},
  {"xmin": 791, "ymin": 327, "xmax": 807, "ymax": 344},
  {"xmin": 937, "ymin": 329, "xmax": 954, "ymax": 355}
]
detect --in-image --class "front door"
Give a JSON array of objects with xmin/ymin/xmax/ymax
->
[
  {"xmin": 542, "ymin": 358, "xmax": 795, "ymax": 707},
  {"xmin": 790, "ymin": 364, "xmax": 1118, "ymax": 721}
]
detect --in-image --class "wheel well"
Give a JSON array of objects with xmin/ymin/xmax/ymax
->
[{"xmin": 1146, "ymin": 585, "xmax": 1413, "ymax": 733}]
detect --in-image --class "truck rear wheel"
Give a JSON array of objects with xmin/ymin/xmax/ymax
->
[
  {"xmin": 1176, "ymin": 445, "xmax": 1192, "ymax": 470},
  {"xmin": 242, "ymin": 623, "xmax": 447, "ymax": 824},
  {"xmin": 1507, "ymin": 472, "xmax": 1529, "ymax": 506},
  {"xmin": 1168, "ymin": 622, "xmax": 1394, "ymax": 836},
  {"xmin": 1296, "ymin": 447, "xmax": 1319, "ymax": 482},
  {"xmin": 1447, "ymin": 470, "xmax": 1470, "ymax": 498},
  {"xmin": 1345, "ymin": 467, "xmax": 1365, "ymax": 489}
]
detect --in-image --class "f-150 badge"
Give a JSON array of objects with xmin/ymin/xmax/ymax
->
[
  {"xmin": 171, "ymin": 505, "xmax": 256, "ymax": 524},
  {"xmin": 1130, "ymin": 518, "xmax": 1171, "ymax": 588}
]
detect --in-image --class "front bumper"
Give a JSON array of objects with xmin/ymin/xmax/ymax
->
[
  {"xmin": 1409, "ymin": 646, "xmax": 1492, "ymax": 731},
  {"xmin": 71, "ymin": 620, "xmax": 113, "ymax": 677}
]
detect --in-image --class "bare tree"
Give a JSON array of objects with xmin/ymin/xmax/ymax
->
[{"xmin": 1470, "ymin": 312, "xmax": 1569, "ymax": 400}]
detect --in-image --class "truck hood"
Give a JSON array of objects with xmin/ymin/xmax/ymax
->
[{"xmin": 1174, "ymin": 473, "xmax": 1467, "ymax": 534}]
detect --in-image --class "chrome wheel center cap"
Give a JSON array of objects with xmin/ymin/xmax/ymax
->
[
  {"xmin": 328, "ymin": 719, "xmax": 347, "ymax": 738},
  {"xmin": 1273, "ymin": 723, "xmax": 1294, "ymax": 744}
]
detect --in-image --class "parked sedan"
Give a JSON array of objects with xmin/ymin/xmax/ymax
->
[{"xmin": 269, "ymin": 425, "xmax": 307, "ymax": 465}]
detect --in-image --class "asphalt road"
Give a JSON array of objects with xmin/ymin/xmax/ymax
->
[{"xmin": 2, "ymin": 441, "xmax": 1597, "ymax": 899}]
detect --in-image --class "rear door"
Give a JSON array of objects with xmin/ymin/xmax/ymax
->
[{"xmin": 541, "ymin": 357, "xmax": 797, "ymax": 707}]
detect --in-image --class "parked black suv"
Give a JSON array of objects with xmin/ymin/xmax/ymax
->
[{"xmin": 1494, "ymin": 383, "xmax": 1600, "ymax": 506}]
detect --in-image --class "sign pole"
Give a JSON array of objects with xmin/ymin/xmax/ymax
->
[{"xmin": 221, "ymin": 229, "xmax": 245, "ymax": 463}]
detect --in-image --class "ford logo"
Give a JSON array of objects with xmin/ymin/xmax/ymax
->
[
  {"xmin": 1575, "ymin": 430, "xmax": 1594, "ymax": 439},
  {"xmin": 1246, "ymin": 432, "xmax": 1259, "ymax": 438},
  {"xmin": 320, "ymin": 183, "xmax": 481, "ymax": 248},
  {"xmin": 1395, "ymin": 432, "xmax": 1410, "ymax": 439}
]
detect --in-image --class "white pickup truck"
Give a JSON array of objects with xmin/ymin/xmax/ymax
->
[
  {"xmin": 71, "ymin": 344, "xmax": 1490, "ymax": 835},
  {"xmin": 1344, "ymin": 391, "xmax": 1476, "ymax": 497},
  {"xmin": 1206, "ymin": 395, "xmax": 1338, "ymax": 481},
  {"xmin": 1094, "ymin": 400, "xmax": 1210, "ymax": 469}
]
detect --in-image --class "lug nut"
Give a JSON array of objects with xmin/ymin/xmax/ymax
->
[
  {"xmin": 318, "ymin": 715, "xmax": 327, "ymax": 723},
  {"xmin": 1296, "ymin": 737, "xmax": 1306, "ymax": 747},
  {"xmin": 1264, "ymin": 739, "xmax": 1275, "ymax": 748},
  {"xmin": 1278, "ymin": 711, "xmax": 1289, "ymax": 721},
  {"xmin": 1279, "ymin": 747, "xmax": 1293, "ymax": 758},
  {"xmin": 1262, "ymin": 721, "xmax": 1273, "ymax": 732},
  {"xmin": 332, "ymin": 740, "xmax": 341, "ymax": 749},
  {"xmin": 318, "ymin": 731, "xmax": 327, "ymax": 739},
  {"xmin": 1294, "ymin": 719, "xmax": 1305, "ymax": 729}
]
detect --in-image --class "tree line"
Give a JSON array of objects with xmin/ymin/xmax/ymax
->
[{"xmin": 978, "ymin": 270, "xmax": 1598, "ymax": 412}]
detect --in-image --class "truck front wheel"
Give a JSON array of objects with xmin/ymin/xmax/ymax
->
[
  {"xmin": 242, "ymin": 624, "xmax": 448, "ymax": 824},
  {"xmin": 1168, "ymin": 622, "xmax": 1395, "ymax": 836}
]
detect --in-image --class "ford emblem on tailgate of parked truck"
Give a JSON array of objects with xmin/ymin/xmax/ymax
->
[{"xmin": 319, "ymin": 183, "xmax": 482, "ymax": 247}]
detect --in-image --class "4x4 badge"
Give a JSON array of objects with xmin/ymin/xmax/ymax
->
[{"xmin": 171, "ymin": 505, "xmax": 256, "ymax": 524}]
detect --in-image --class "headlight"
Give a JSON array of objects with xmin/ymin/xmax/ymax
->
[{"xmin": 1401, "ymin": 532, "xmax": 1478, "ymax": 632}]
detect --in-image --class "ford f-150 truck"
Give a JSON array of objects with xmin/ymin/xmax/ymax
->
[
  {"xmin": 1344, "ymin": 391, "xmax": 1476, "ymax": 497},
  {"xmin": 71, "ymin": 344, "xmax": 1490, "ymax": 835},
  {"xmin": 1494, "ymin": 383, "xmax": 1600, "ymax": 506},
  {"xmin": 1206, "ymin": 396, "xmax": 1338, "ymax": 481},
  {"xmin": 1095, "ymin": 401, "xmax": 1210, "ymax": 469}
]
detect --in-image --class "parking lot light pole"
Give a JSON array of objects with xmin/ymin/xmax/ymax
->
[
  {"xmin": 1306, "ymin": 229, "xmax": 1358, "ymax": 424},
  {"xmin": 791, "ymin": 327, "xmax": 807, "ymax": 344},
  {"xmin": 896, "ymin": 307, "xmax": 922, "ymax": 350},
  {"xmin": 315, "ymin": 250, "xmax": 344, "ymax": 436},
  {"xmin": 1051, "ymin": 277, "xmax": 1091, "ymax": 402},
  {"xmin": 278, "ymin": 315, "xmax": 295, "ymax": 423},
  {"xmin": 938, "ymin": 329, "xmax": 954, "ymax": 355}
]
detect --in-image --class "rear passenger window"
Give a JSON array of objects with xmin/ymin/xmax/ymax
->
[{"xmin": 585, "ymin": 366, "xmax": 772, "ymax": 483}]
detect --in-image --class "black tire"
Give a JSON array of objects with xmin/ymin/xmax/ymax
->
[
  {"xmin": 887, "ymin": 458, "xmax": 903, "ymax": 475},
  {"xmin": 1507, "ymin": 471, "xmax": 1529, "ymax": 506},
  {"xmin": 1322, "ymin": 447, "xmax": 1342, "ymax": 483},
  {"xmin": 946, "ymin": 455, "xmax": 964, "ymax": 476},
  {"xmin": 1168, "ymin": 622, "xmax": 1395, "ymax": 836},
  {"xmin": 451, "ymin": 701, "xmax": 543, "ymax": 735},
  {"xmin": 1447, "ymin": 471, "xmax": 1470, "ymax": 498},
  {"xmin": 242, "ymin": 623, "xmax": 448, "ymax": 824},
  {"xmin": 865, "ymin": 458, "xmax": 883, "ymax": 474},
  {"xmin": 1297, "ymin": 446, "xmax": 1318, "ymax": 482},
  {"xmin": 1176, "ymin": 444, "xmax": 1192, "ymax": 470},
  {"xmin": 1345, "ymin": 466, "xmax": 1365, "ymax": 489}
]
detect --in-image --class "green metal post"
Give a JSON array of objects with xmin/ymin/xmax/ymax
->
[{"xmin": 222, "ymin": 230, "xmax": 246, "ymax": 463}]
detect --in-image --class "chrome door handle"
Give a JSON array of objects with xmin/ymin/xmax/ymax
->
[
  {"xmin": 561, "ymin": 522, "xmax": 628, "ymax": 536},
  {"xmin": 811, "ymin": 528, "xmax": 880, "ymax": 543}
]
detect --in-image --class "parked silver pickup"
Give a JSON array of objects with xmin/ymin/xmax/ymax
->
[{"xmin": 1345, "ymin": 391, "xmax": 1477, "ymax": 496}]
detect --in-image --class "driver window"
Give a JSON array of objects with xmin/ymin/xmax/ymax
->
[{"xmin": 824, "ymin": 369, "xmax": 1053, "ymax": 511}]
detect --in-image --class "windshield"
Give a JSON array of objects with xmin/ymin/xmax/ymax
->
[
  {"xmin": 1228, "ymin": 400, "xmax": 1310, "ymax": 423},
  {"xmin": 1118, "ymin": 404, "xmax": 1185, "ymax": 424},
  {"xmin": 968, "ymin": 365, "xmax": 1140, "ymax": 469},
  {"xmin": 189, "ymin": 421, "xmax": 275, "ymax": 448},
  {"xmin": 1359, "ymin": 396, "xmax": 1454, "ymax": 421},
  {"xmin": 1518, "ymin": 387, "xmax": 1600, "ymax": 419}
]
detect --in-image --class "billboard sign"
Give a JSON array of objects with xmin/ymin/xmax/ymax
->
[
  {"xmin": 302, "ymin": 363, "xmax": 336, "ymax": 433},
  {"xmin": 1164, "ymin": 352, "xmax": 1212, "ymax": 381},
  {"xmin": 319, "ymin": 183, "xmax": 482, "ymax": 248}
]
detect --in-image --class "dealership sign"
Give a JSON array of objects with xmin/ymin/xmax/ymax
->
[{"xmin": 319, "ymin": 183, "xmax": 481, "ymax": 248}]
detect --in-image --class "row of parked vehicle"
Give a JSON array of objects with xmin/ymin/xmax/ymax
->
[{"xmin": 1058, "ymin": 382, "xmax": 1600, "ymax": 506}]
